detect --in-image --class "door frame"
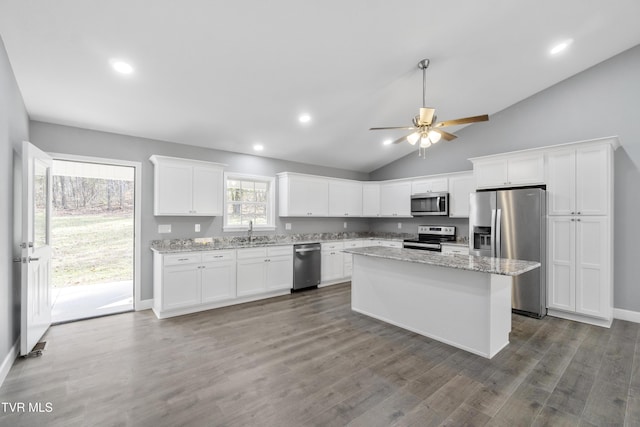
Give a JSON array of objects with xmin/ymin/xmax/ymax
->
[{"xmin": 48, "ymin": 153, "xmax": 144, "ymax": 311}]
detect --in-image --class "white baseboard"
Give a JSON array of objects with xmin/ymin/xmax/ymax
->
[
  {"xmin": 0, "ymin": 337, "xmax": 20, "ymax": 388},
  {"xmin": 135, "ymin": 299, "xmax": 153, "ymax": 311},
  {"xmin": 613, "ymin": 308, "xmax": 640, "ymax": 324}
]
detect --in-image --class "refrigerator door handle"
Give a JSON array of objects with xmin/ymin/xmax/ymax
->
[
  {"xmin": 490, "ymin": 209, "xmax": 496, "ymax": 258},
  {"xmin": 496, "ymin": 208, "xmax": 502, "ymax": 259}
]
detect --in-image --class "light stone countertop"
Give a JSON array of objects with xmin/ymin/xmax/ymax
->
[
  {"xmin": 150, "ymin": 234, "xmax": 408, "ymax": 254},
  {"xmin": 344, "ymin": 246, "xmax": 540, "ymax": 276}
]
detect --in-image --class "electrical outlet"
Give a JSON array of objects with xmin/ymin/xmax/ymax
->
[
  {"xmin": 343, "ymin": 222, "xmax": 348, "ymax": 229},
  {"xmin": 285, "ymin": 223, "xmax": 292, "ymax": 230},
  {"xmin": 195, "ymin": 224, "xmax": 201, "ymax": 232},
  {"xmin": 397, "ymin": 222, "xmax": 402, "ymax": 229},
  {"xmin": 158, "ymin": 224, "xmax": 171, "ymax": 234}
]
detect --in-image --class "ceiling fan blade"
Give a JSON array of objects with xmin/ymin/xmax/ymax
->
[
  {"xmin": 369, "ymin": 126, "xmax": 417, "ymax": 131},
  {"xmin": 419, "ymin": 108, "xmax": 436, "ymax": 125},
  {"xmin": 434, "ymin": 114, "xmax": 489, "ymax": 128},
  {"xmin": 431, "ymin": 128, "xmax": 457, "ymax": 141},
  {"xmin": 392, "ymin": 133, "xmax": 414, "ymax": 144}
]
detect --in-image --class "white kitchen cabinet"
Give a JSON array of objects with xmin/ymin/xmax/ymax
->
[
  {"xmin": 441, "ymin": 244, "xmax": 469, "ymax": 255},
  {"xmin": 379, "ymin": 181, "xmax": 412, "ymax": 217},
  {"xmin": 448, "ymin": 173, "xmax": 475, "ymax": 218},
  {"xmin": 411, "ymin": 177, "xmax": 448, "ymax": 195},
  {"xmin": 321, "ymin": 242, "xmax": 345, "ymax": 284},
  {"xmin": 343, "ymin": 240, "xmax": 364, "ymax": 277},
  {"xmin": 201, "ymin": 251, "xmax": 237, "ymax": 304},
  {"xmin": 362, "ymin": 183, "xmax": 381, "ymax": 217},
  {"xmin": 547, "ymin": 144, "xmax": 611, "ymax": 216},
  {"xmin": 328, "ymin": 180, "xmax": 363, "ymax": 217},
  {"xmin": 150, "ymin": 155, "xmax": 224, "ymax": 216},
  {"xmin": 236, "ymin": 246, "xmax": 293, "ymax": 296},
  {"xmin": 278, "ymin": 173, "xmax": 329, "ymax": 217},
  {"xmin": 548, "ymin": 216, "xmax": 611, "ymax": 324},
  {"xmin": 153, "ymin": 250, "xmax": 236, "ymax": 317},
  {"xmin": 472, "ymin": 153, "xmax": 544, "ymax": 189}
]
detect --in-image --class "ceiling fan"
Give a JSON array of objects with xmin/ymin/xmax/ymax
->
[{"xmin": 370, "ymin": 59, "xmax": 489, "ymax": 157}]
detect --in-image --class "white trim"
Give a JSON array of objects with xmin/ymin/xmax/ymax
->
[
  {"xmin": 0, "ymin": 338, "xmax": 20, "ymax": 388},
  {"xmin": 223, "ymin": 172, "xmax": 276, "ymax": 231},
  {"xmin": 46, "ymin": 153, "xmax": 143, "ymax": 312},
  {"xmin": 136, "ymin": 299, "xmax": 153, "ymax": 311},
  {"xmin": 613, "ymin": 308, "xmax": 640, "ymax": 324},
  {"xmin": 547, "ymin": 309, "xmax": 613, "ymax": 328}
]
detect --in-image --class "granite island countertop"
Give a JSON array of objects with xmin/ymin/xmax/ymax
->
[{"xmin": 344, "ymin": 246, "xmax": 540, "ymax": 276}]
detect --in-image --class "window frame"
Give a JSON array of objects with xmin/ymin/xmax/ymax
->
[{"xmin": 223, "ymin": 172, "xmax": 276, "ymax": 232}]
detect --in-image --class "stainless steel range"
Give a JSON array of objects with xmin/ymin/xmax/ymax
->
[{"xmin": 403, "ymin": 225, "xmax": 456, "ymax": 252}]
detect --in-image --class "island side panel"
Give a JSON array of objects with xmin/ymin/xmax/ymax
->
[
  {"xmin": 351, "ymin": 254, "xmax": 511, "ymax": 358},
  {"xmin": 488, "ymin": 274, "xmax": 513, "ymax": 358}
]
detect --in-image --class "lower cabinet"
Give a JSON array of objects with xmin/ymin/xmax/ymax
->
[
  {"xmin": 153, "ymin": 246, "xmax": 292, "ymax": 319},
  {"xmin": 321, "ymin": 242, "xmax": 345, "ymax": 284},
  {"xmin": 236, "ymin": 246, "xmax": 294, "ymax": 297}
]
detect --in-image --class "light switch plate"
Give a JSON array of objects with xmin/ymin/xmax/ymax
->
[
  {"xmin": 285, "ymin": 223, "xmax": 292, "ymax": 230},
  {"xmin": 343, "ymin": 222, "xmax": 348, "ymax": 229},
  {"xmin": 195, "ymin": 224, "xmax": 201, "ymax": 232},
  {"xmin": 397, "ymin": 222, "xmax": 402, "ymax": 229},
  {"xmin": 158, "ymin": 224, "xmax": 171, "ymax": 234}
]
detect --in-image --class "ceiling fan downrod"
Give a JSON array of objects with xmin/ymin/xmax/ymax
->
[{"xmin": 417, "ymin": 59, "xmax": 430, "ymax": 108}]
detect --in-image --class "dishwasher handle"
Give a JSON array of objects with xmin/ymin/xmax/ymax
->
[{"xmin": 295, "ymin": 247, "xmax": 321, "ymax": 253}]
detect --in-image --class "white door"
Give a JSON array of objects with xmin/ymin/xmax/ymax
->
[
  {"xmin": 20, "ymin": 141, "xmax": 53, "ymax": 356},
  {"xmin": 575, "ymin": 217, "xmax": 610, "ymax": 318},
  {"xmin": 547, "ymin": 217, "xmax": 576, "ymax": 312}
]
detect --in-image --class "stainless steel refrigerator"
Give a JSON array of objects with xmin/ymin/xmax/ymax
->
[{"xmin": 469, "ymin": 188, "xmax": 546, "ymax": 318}]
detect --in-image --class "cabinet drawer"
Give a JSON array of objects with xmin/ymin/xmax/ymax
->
[
  {"xmin": 164, "ymin": 253, "xmax": 202, "ymax": 266},
  {"xmin": 237, "ymin": 247, "xmax": 268, "ymax": 259},
  {"xmin": 322, "ymin": 242, "xmax": 344, "ymax": 251},
  {"xmin": 202, "ymin": 250, "xmax": 236, "ymax": 262},
  {"xmin": 267, "ymin": 245, "xmax": 293, "ymax": 257},
  {"xmin": 343, "ymin": 240, "xmax": 363, "ymax": 249},
  {"xmin": 441, "ymin": 245, "xmax": 469, "ymax": 255}
]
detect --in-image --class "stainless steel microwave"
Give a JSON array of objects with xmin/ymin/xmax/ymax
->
[{"xmin": 410, "ymin": 192, "xmax": 449, "ymax": 216}]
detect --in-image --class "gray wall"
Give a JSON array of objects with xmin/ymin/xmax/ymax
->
[
  {"xmin": 0, "ymin": 37, "xmax": 29, "ymax": 367},
  {"xmin": 371, "ymin": 44, "xmax": 640, "ymax": 312},
  {"xmin": 29, "ymin": 121, "xmax": 370, "ymax": 300}
]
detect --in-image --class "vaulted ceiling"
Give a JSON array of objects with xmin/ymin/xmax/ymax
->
[{"xmin": 1, "ymin": 0, "xmax": 640, "ymax": 172}]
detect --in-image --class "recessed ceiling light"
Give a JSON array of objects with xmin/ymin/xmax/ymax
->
[
  {"xmin": 253, "ymin": 144, "xmax": 264, "ymax": 152},
  {"xmin": 383, "ymin": 139, "xmax": 393, "ymax": 146},
  {"xmin": 298, "ymin": 114, "xmax": 311, "ymax": 123},
  {"xmin": 111, "ymin": 60, "xmax": 134, "ymax": 74},
  {"xmin": 550, "ymin": 39, "xmax": 573, "ymax": 55}
]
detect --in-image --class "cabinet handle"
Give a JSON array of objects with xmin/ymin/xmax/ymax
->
[
  {"xmin": 571, "ymin": 212, "xmax": 575, "ymax": 215},
  {"xmin": 178, "ymin": 258, "xmax": 189, "ymax": 261},
  {"xmin": 571, "ymin": 219, "xmax": 575, "ymax": 222},
  {"xmin": 576, "ymin": 219, "xmax": 581, "ymax": 222},
  {"xmin": 577, "ymin": 212, "xmax": 581, "ymax": 215}
]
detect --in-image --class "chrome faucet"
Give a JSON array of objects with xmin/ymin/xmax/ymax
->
[{"xmin": 248, "ymin": 220, "xmax": 253, "ymax": 244}]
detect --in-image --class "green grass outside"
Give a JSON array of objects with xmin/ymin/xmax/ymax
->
[{"xmin": 52, "ymin": 213, "xmax": 133, "ymax": 287}]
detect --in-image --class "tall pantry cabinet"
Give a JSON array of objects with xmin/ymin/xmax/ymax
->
[{"xmin": 546, "ymin": 139, "xmax": 617, "ymax": 327}]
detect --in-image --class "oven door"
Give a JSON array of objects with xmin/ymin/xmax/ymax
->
[
  {"xmin": 402, "ymin": 241, "xmax": 441, "ymax": 251},
  {"xmin": 411, "ymin": 193, "xmax": 449, "ymax": 216}
]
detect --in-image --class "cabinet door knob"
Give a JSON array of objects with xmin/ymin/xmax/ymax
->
[
  {"xmin": 577, "ymin": 212, "xmax": 581, "ymax": 215},
  {"xmin": 571, "ymin": 219, "xmax": 575, "ymax": 222},
  {"xmin": 571, "ymin": 212, "xmax": 575, "ymax": 215},
  {"xmin": 576, "ymin": 219, "xmax": 581, "ymax": 222}
]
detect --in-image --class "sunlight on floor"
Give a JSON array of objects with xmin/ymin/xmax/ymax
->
[{"xmin": 51, "ymin": 280, "xmax": 133, "ymax": 323}]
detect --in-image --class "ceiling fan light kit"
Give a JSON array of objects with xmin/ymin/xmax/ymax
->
[{"xmin": 371, "ymin": 58, "xmax": 489, "ymax": 158}]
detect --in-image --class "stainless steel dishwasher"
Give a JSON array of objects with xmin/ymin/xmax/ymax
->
[{"xmin": 293, "ymin": 243, "xmax": 321, "ymax": 291}]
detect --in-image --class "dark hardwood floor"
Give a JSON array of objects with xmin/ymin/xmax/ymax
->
[{"xmin": 1, "ymin": 283, "xmax": 639, "ymax": 426}]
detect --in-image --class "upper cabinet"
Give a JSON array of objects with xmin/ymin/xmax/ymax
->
[
  {"xmin": 380, "ymin": 181, "xmax": 412, "ymax": 217},
  {"xmin": 547, "ymin": 144, "xmax": 612, "ymax": 216},
  {"xmin": 278, "ymin": 173, "xmax": 329, "ymax": 217},
  {"xmin": 448, "ymin": 172, "xmax": 475, "ymax": 218},
  {"xmin": 362, "ymin": 182, "xmax": 381, "ymax": 217},
  {"xmin": 328, "ymin": 179, "xmax": 363, "ymax": 217},
  {"xmin": 472, "ymin": 153, "xmax": 544, "ymax": 189},
  {"xmin": 411, "ymin": 177, "xmax": 448, "ymax": 195},
  {"xmin": 150, "ymin": 155, "xmax": 224, "ymax": 216}
]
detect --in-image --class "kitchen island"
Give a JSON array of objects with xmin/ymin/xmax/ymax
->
[{"xmin": 344, "ymin": 247, "xmax": 540, "ymax": 359}]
